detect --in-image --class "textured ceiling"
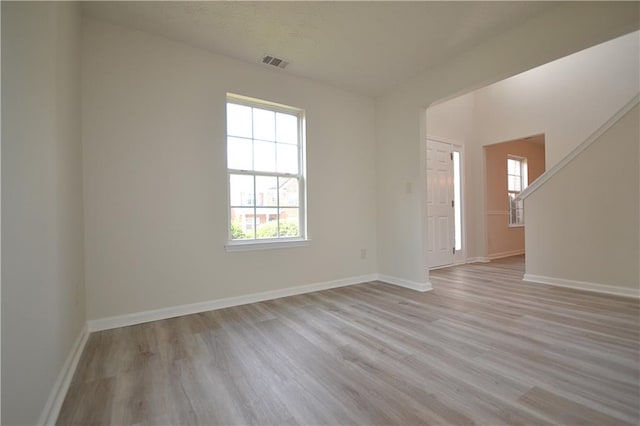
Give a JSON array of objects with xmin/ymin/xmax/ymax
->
[{"xmin": 82, "ymin": 1, "xmax": 555, "ymax": 97}]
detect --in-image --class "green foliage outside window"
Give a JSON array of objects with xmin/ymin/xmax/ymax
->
[
  {"xmin": 256, "ymin": 220, "xmax": 299, "ymax": 238},
  {"xmin": 231, "ymin": 221, "xmax": 248, "ymax": 239},
  {"xmin": 232, "ymin": 220, "xmax": 298, "ymax": 239}
]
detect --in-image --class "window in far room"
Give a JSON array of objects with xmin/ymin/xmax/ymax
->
[
  {"xmin": 507, "ymin": 155, "xmax": 527, "ymax": 226},
  {"xmin": 226, "ymin": 94, "xmax": 306, "ymax": 246}
]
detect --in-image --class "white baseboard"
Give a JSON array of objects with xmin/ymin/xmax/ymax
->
[
  {"xmin": 88, "ymin": 272, "xmax": 437, "ymax": 332},
  {"xmin": 523, "ymin": 274, "xmax": 639, "ymax": 299},
  {"xmin": 488, "ymin": 249, "xmax": 525, "ymax": 260},
  {"xmin": 377, "ymin": 274, "xmax": 433, "ymax": 292},
  {"xmin": 38, "ymin": 324, "xmax": 89, "ymax": 426},
  {"xmin": 466, "ymin": 256, "xmax": 490, "ymax": 263},
  {"xmin": 35, "ymin": 272, "xmax": 432, "ymax": 423},
  {"xmin": 88, "ymin": 274, "xmax": 379, "ymax": 332},
  {"xmin": 428, "ymin": 265, "xmax": 449, "ymax": 271}
]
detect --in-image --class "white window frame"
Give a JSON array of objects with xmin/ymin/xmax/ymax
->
[
  {"xmin": 507, "ymin": 155, "xmax": 528, "ymax": 227},
  {"xmin": 225, "ymin": 93, "xmax": 308, "ymax": 252}
]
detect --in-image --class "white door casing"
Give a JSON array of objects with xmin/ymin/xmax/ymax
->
[{"xmin": 427, "ymin": 139, "xmax": 454, "ymax": 268}]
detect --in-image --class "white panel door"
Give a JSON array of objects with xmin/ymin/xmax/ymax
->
[{"xmin": 427, "ymin": 140, "xmax": 454, "ymax": 268}]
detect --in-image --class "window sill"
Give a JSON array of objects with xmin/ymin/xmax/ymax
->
[
  {"xmin": 225, "ymin": 238, "xmax": 311, "ymax": 252},
  {"xmin": 508, "ymin": 224, "xmax": 525, "ymax": 228}
]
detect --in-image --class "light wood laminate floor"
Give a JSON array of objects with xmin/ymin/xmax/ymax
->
[{"xmin": 58, "ymin": 256, "xmax": 640, "ymax": 425}]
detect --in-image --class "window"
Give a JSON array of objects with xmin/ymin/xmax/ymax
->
[
  {"xmin": 226, "ymin": 94, "xmax": 306, "ymax": 246},
  {"xmin": 453, "ymin": 150, "xmax": 462, "ymax": 251},
  {"xmin": 507, "ymin": 156, "xmax": 528, "ymax": 226}
]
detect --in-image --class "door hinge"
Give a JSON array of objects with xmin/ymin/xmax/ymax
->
[
  {"xmin": 452, "ymin": 200, "xmax": 454, "ymax": 208},
  {"xmin": 453, "ymin": 247, "xmax": 456, "ymax": 254},
  {"xmin": 450, "ymin": 152, "xmax": 453, "ymax": 160}
]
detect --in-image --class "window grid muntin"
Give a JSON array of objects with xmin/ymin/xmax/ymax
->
[
  {"xmin": 507, "ymin": 155, "xmax": 526, "ymax": 226},
  {"xmin": 226, "ymin": 95, "xmax": 305, "ymax": 242}
]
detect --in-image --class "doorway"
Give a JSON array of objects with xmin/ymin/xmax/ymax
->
[{"xmin": 483, "ymin": 135, "xmax": 545, "ymax": 260}]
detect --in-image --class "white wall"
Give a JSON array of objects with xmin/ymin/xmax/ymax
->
[
  {"xmin": 474, "ymin": 31, "xmax": 639, "ymax": 169},
  {"xmin": 1, "ymin": 2, "xmax": 85, "ymax": 424},
  {"xmin": 426, "ymin": 94, "xmax": 475, "ymax": 144},
  {"xmin": 526, "ymin": 105, "xmax": 639, "ymax": 291},
  {"xmin": 425, "ymin": 30, "xmax": 639, "ymax": 261},
  {"xmin": 82, "ymin": 18, "xmax": 377, "ymax": 321},
  {"xmin": 377, "ymin": 2, "xmax": 639, "ymax": 284}
]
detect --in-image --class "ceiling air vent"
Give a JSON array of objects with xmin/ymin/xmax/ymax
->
[{"xmin": 262, "ymin": 55, "xmax": 289, "ymax": 69}]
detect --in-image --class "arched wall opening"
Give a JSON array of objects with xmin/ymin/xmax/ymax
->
[{"xmin": 422, "ymin": 30, "xmax": 638, "ymax": 273}]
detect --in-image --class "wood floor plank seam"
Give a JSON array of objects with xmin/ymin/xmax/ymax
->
[{"xmin": 58, "ymin": 255, "xmax": 640, "ymax": 425}]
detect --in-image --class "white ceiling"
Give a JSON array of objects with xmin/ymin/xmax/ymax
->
[{"xmin": 82, "ymin": 1, "xmax": 555, "ymax": 98}]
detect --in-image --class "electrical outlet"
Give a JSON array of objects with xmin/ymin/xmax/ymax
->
[
  {"xmin": 360, "ymin": 248, "xmax": 367, "ymax": 259},
  {"xmin": 406, "ymin": 182, "xmax": 413, "ymax": 194}
]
